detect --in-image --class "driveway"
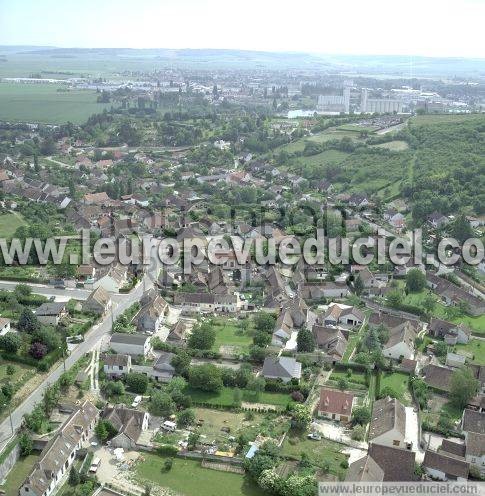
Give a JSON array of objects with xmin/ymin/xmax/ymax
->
[{"xmin": 405, "ymin": 406, "xmax": 424, "ymax": 462}]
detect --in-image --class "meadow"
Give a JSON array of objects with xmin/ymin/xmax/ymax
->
[{"xmin": 0, "ymin": 82, "xmax": 113, "ymax": 124}]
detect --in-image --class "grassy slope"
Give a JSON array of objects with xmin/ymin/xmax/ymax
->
[{"xmin": 0, "ymin": 213, "xmax": 28, "ymax": 238}]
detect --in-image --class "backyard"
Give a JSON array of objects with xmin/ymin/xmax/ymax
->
[
  {"xmin": 135, "ymin": 453, "xmax": 264, "ymax": 496},
  {"xmin": 211, "ymin": 318, "xmax": 253, "ymax": 355},
  {"xmin": 281, "ymin": 432, "xmax": 348, "ymax": 479},
  {"xmin": 454, "ymin": 339, "xmax": 485, "ymax": 365},
  {"xmin": 184, "ymin": 386, "xmax": 292, "ymax": 409},
  {"xmin": 379, "ymin": 371, "xmax": 412, "ymax": 405}
]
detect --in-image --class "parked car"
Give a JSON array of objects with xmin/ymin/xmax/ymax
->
[
  {"xmin": 89, "ymin": 458, "xmax": 101, "ymax": 473},
  {"xmin": 131, "ymin": 395, "xmax": 142, "ymax": 408}
]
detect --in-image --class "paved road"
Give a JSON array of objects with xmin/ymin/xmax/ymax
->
[
  {"xmin": 0, "ymin": 281, "xmax": 93, "ymax": 301},
  {"xmin": 0, "ymin": 239, "xmax": 161, "ymax": 452}
]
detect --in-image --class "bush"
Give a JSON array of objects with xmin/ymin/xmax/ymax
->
[
  {"xmin": 126, "ymin": 372, "xmax": 149, "ymax": 394},
  {"xmin": 157, "ymin": 445, "xmax": 178, "ymax": 456}
]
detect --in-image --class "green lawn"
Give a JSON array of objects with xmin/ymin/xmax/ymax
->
[
  {"xmin": 402, "ymin": 289, "xmax": 485, "ymax": 335},
  {"xmin": 379, "ymin": 372, "xmax": 412, "ymax": 405},
  {"xmin": 0, "ymin": 83, "xmax": 114, "ymax": 124},
  {"xmin": 211, "ymin": 318, "xmax": 253, "ymax": 354},
  {"xmin": 0, "ymin": 453, "xmax": 39, "ymax": 496},
  {"xmin": 135, "ymin": 453, "xmax": 264, "ymax": 496},
  {"xmin": 281, "ymin": 433, "xmax": 348, "ymax": 478},
  {"xmin": 454, "ymin": 339, "xmax": 485, "ymax": 365},
  {"xmin": 0, "ymin": 213, "xmax": 28, "ymax": 238},
  {"xmin": 184, "ymin": 386, "xmax": 291, "ymax": 408},
  {"xmin": 330, "ymin": 370, "xmax": 367, "ymax": 387}
]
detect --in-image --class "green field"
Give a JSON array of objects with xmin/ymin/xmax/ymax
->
[
  {"xmin": 0, "ymin": 83, "xmax": 114, "ymax": 124},
  {"xmin": 410, "ymin": 114, "xmax": 483, "ymax": 126},
  {"xmin": 0, "ymin": 212, "xmax": 28, "ymax": 238},
  {"xmin": 379, "ymin": 372, "xmax": 412, "ymax": 405},
  {"xmin": 135, "ymin": 453, "xmax": 264, "ymax": 496}
]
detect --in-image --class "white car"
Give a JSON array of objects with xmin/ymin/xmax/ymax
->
[
  {"xmin": 89, "ymin": 458, "xmax": 101, "ymax": 473},
  {"xmin": 307, "ymin": 433, "xmax": 322, "ymax": 441},
  {"xmin": 131, "ymin": 395, "xmax": 142, "ymax": 408}
]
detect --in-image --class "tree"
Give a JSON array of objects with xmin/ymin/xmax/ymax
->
[
  {"xmin": 450, "ymin": 367, "xmax": 479, "ymax": 408},
  {"xmin": 150, "ymin": 391, "xmax": 175, "ymax": 417},
  {"xmin": 126, "ymin": 372, "xmax": 149, "ymax": 394},
  {"xmin": 253, "ymin": 331, "xmax": 271, "ymax": 347},
  {"xmin": 233, "ymin": 388, "xmax": 243, "ymax": 407},
  {"xmin": 351, "ymin": 425, "xmax": 366, "ymax": 441},
  {"xmin": 188, "ymin": 364, "xmax": 223, "ymax": 392},
  {"xmin": 187, "ymin": 322, "xmax": 216, "ymax": 350},
  {"xmin": 449, "ymin": 214, "xmax": 474, "ymax": 243},
  {"xmin": 95, "ymin": 420, "xmax": 108, "ymax": 442},
  {"xmin": 0, "ymin": 333, "xmax": 21, "ymax": 353},
  {"xmin": 290, "ymin": 404, "xmax": 311, "ymax": 431},
  {"xmin": 337, "ymin": 378, "xmax": 348, "ymax": 391},
  {"xmin": 170, "ymin": 351, "xmax": 191, "ymax": 376},
  {"xmin": 386, "ymin": 290, "xmax": 403, "ymax": 308},
  {"xmin": 95, "ymin": 419, "xmax": 117, "ymax": 443},
  {"xmin": 18, "ymin": 308, "xmax": 40, "ymax": 333},
  {"xmin": 380, "ymin": 386, "xmax": 398, "ymax": 399},
  {"xmin": 422, "ymin": 294, "xmax": 436, "ymax": 314},
  {"xmin": 176, "ymin": 408, "xmax": 195, "ymax": 428},
  {"xmin": 406, "ymin": 269, "xmax": 426, "ymax": 293},
  {"xmin": 19, "ymin": 432, "xmax": 33, "ymax": 456},
  {"xmin": 246, "ymin": 376, "xmax": 266, "ymax": 401},
  {"xmin": 354, "ymin": 274, "xmax": 364, "ymax": 296},
  {"xmin": 165, "ymin": 376, "xmax": 187, "ymax": 394},
  {"xmin": 352, "ymin": 406, "xmax": 371, "ymax": 425},
  {"xmin": 253, "ymin": 312, "xmax": 275, "ymax": 333},
  {"xmin": 187, "ymin": 430, "xmax": 200, "ymax": 450},
  {"xmin": 69, "ymin": 466, "xmax": 80, "ymax": 486},
  {"xmin": 434, "ymin": 341, "xmax": 448, "ymax": 358},
  {"xmin": 29, "ymin": 342, "xmax": 48, "ymax": 359},
  {"xmin": 296, "ymin": 327, "xmax": 315, "ymax": 352},
  {"xmin": 164, "ymin": 458, "xmax": 173, "ymax": 471},
  {"xmin": 32, "ymin": 327, "xmax": 61, "ymax": 352}
]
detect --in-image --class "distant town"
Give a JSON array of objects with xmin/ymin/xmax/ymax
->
[{"xmin": 0, "ymin": 42, "xmax": 483, "ymax": 496}]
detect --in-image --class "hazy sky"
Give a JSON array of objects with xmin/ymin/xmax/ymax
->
[{"xmin": 1, "ymin": 0, "xmax": 484, "ymax": 58}]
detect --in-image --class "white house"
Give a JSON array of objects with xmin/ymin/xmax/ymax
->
[
  {"xmin": 382, "ymin": 322, "xmax": 416, "ymax": 361},
  {"xmin": 110, "ymin": 333, "xmax": 151, "ymax": 357},
  {"xmin": 368, "ymin": 397, "xmax": 410, "ymax": 449},
  {"xmin": 103, "ymin": 354, "xmax": 132, "ymax": 378}
]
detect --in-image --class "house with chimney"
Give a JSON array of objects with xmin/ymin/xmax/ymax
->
[
  {"xmin": 19, "ymin": 401, "xmax": 98, "ymax": 496},
  {"xmin": 317, "ymin": 388, "xmax": 355, "ymax": 422}
]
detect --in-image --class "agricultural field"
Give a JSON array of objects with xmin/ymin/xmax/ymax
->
[
  {"xmin": 0, "ymin": 83, "xmax": 114, "ymax": 124},
  {"xmin": 135, "ymin": 453, "xmax": 264, "ymax": 496},
  {"xmin": 371, "ymin": 140, "xmax": 409, "ymax": 151},
  {"xmin": 0, "ymin": 212, "xmax": 28, "ymax": 238},
  {"xmin": 379, "ymin": 372, "xmax": 412, "ymax": 405}
]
